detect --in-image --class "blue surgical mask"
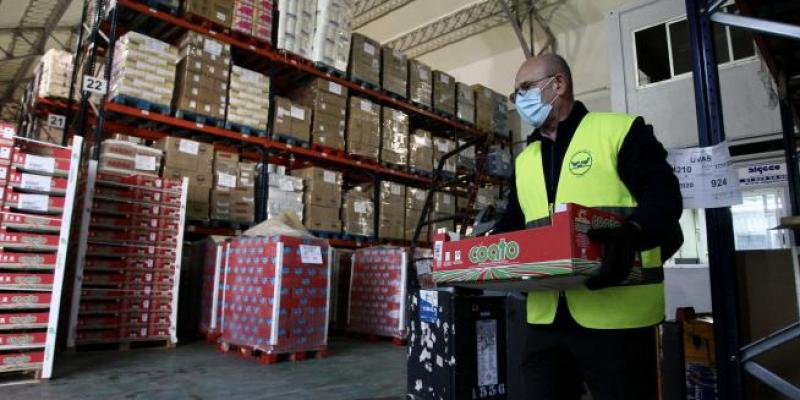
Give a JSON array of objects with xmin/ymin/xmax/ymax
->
[{"xmin": 515, "ymin": 78, "xmax": 557, "ymax": 128}]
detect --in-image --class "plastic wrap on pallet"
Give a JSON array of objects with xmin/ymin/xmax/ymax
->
[
  {"xmin": 408, "ymin": 59, "xmax": 432, "ymax": 109},
  {"xmin": 232, "ymin": 0, "xmax": 273, "ymax": 44},
  {"xmin": 289, "ymin": 78, "xmax": 348, "ymax": 150},
  {"xmin": 476, "ymin": 185, "xmax": 502, "ymax": 210},
  {"xmin": 110, "ymin": 32, "xmax": 179, "ymax": 109},
  {"xmin": 381, "ymin": 46, "xmax": 407, "ymax": 98},
  {"xmin": 348, "ymin": 33, "xmax": 380, "ymax": 87},
  {"xmin": 432, "ymin": 70, "xmax": 456, "ymax": 116},
  {"xmin": 221, "ymin": 235, "xmax": 330, "ymax": 354},
  {"xmin": 291, "ymin": 167, "xmax": 342, "ymax": 232},
  {"xmin": 408, "ymin": 129, "xmax": 433, "ymax": 173},
  {"xmin": 456, "ymin": 139, "xmax": 476, "ymax": 172},
  {"xmin": 272, "ymin": 97, "xmax": 312, "ymax": 142},
  {"xmin": 456, "ymin": 82, "xmax": 476, "ymax": 125},
  {"xmin": 199, "ymin": 236, "xmax": 229, "ymax": 337},
  {"xmin": 173, "ymin": 31, "xmax": 231, "ymax": 121},
  {"xmin": 276, "ymin": 0, "xmax": 318, "ymax": 59},
  {"xmin": 34, "ymin": 49, "xmax": 73, "ymax": 100},
  {"xmin": 380, "ymin": 107, "xmax": 409, "ymax": 167},
  {"xmin": 346, "ymin": 96, "xmax": 380, "ymax": 160},
  {"xmin": 226, "ymin": 66, "xmax": 270, "ymax": 131},
  {"xmin": 404, "ymin": 187, "xmax": 429, "ymax": 242},
  {"xmin": 342, "ymin": 186, "xmax": 373, "ymax": 238},
  {"xmin": 347, "ymin": 246, "xmax": 407, "ymax": 339},
  {"xmin": 432, "ymin": 192, "xmax": 455, "ymax": 215},
  {"xmin": 432, "ymin": 137, "xmax": 456, "ymax": 175},
  {"xmin": 487, "ymin": 145, "xmax": 512, "ymax": 178},
  {"xmin": 311, "ymin": 0, "xmax": 353, "ymax": 73},
  {"xmin": 378, "ymin": 181, "xmax": 405, "ymax": 240}
]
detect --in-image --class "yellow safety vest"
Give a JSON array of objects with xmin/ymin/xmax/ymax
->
[{"xmin": 515, "ymin": 112, "xmax": 665, "ymax": 329}]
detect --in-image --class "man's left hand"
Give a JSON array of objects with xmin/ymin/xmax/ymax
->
[{"xmin": 586, "ymin": 222, "xmax": 640, "ymax": 290}]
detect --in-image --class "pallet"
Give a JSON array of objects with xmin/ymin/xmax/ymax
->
[
  {"xmin": 410, "ymin": 100, "xmax": 432, "ymax": 111},
  {"xmin": 381, "ymin": 161, "xmax": 409, "ymax": 172},
  {"xmin": 110, "ymin": 94, "xmax": 171, "ymax": 115},
  {"xmin": 271, "ymin": 133, "xmax": 310, "ymax": 148},
  {"xmin": 348, "ymin": 332, "xmax": 407, "ymax": 347},
  {"xmin": 224, "ymin": 121, "xmax": 267, "ymax": 137},
  {"xmin": 311, "ymin": 230, "xmax": 346, "ymax": 240},
  {"xmin": 0, "ymin": 368, "xmax": 42, "ymax": 386},
  {"xmin": 183, "ymin": 12, "xmax": 230, "ymax": 35},
  {"xmin": 384, "ymin": 90, "xmax": 407, "ymax": 101},
  {"xmin": 217, "ymin": 342, "xmax": 328, "ymax": 364},
  {"xmin": 350, "ymin": 77, "xmax": 380, "ymax": 91},
  {"xmin": 341, "ymin": 233, "xmax": 370, "ymax": 244},
  {"xmin": 229, "ymin": 29, "xmax": 272, "ymax": 50},
  {"xmin": 200, "ymin": 331, "xmax": 221, "ymax": 344},
  {"xmin": 208, "ymin": 219, "xmax": 250, "ymax": 231},
  {"xmin": 142, "ymin": 0, "xmax": 178, "ymax": 14},
  {"xmin": 409, "ymin": 167, "xmax": 433, "ymax": 178},
  {"xmin": 310, "ymin": 143, "xmax": 346, "ymax": 157},
  {"xmin": 433, "ymin": 109, "xmax": 456, "ymax": 119},
  {"xmin": 174, "ymin": 109, "xmax": 224, "ymax": 128},
  {"xmin": 313, "ymin": 62, "xmax": 346, "ymax": 78},
  {"xmin": 73, "ymin": 338, "xmax": 174, "ymax": 352},
  {"xmin": 348, "ymin": 153, "xmax": 379, "ymax": 165}
]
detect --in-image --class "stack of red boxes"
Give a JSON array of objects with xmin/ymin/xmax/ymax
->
[
  {"xmin": 73, "ymin": 173, "xmax": 185, "ymax": 345},
  {"xmin": 220, "ymin": 235, "xmax": 330, "ymax": 354},
  {"xmin": 232, "ymin": 0, "xmax": 273, "ymax": 44},
  {"xmin": 199, "ymin": 236, "xmax": 228, "ymax": 340},
  {"xmin": 347, "ymin": 246, "xmax": 408, "ymax": 340},
  {"xmin": 0, "ymin": 135, "xmax": 78, "ymax": 379}
]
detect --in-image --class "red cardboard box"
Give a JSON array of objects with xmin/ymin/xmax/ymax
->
[
  {"xmin": 0, "ymin": 331, "xmax": 47, "ymax": 349},
  {"xmin": 0, "ymin": 144, "xmax": 13, "ymax": 165},
  {"xmin": 1, "ymin": 212, "xmax": 62, "ymax": 233},
  {"xmin": 80, "ymin": 288, "xmax": 125, "ymax": 300},
  {"xmin": 0, "ymin": 292, "xmax": 51, "ymax": 309},
  {"xmin": 0, "ymin": 351, "xmax": 44, "ymax": 370},
  {"xmin": 75, "ymin": 329, "xmax": 120, "ymax": 343},
  {"xmin": 77, "ymin": 315, "xmax": 121, "ymax": 329},
  {"xmin": 0, "ymin": 230, "xmax": 60, "ymax": 251},
  {"xmin": 79, "ymin": 301, "xmax": 122, "ymax": 314},
  {"xmin": 7, "ymin": 171, "xmax": 68, "ymax": 194},
  {"xmin": 0, "ymin": 251, "xmax": 57, "ymax": 270},
  {"xmin": 431, "ymin": 203, "xmax": 653, "ymax": 291},
  {"xmin": 11, "ymin": 152, "xmax": 70, "ymax": 176},
  {"xmin": 0, "ymin": 272, "xmax": 54, "ymax": 290},
  {"xmin": 95, "ymin": 173, "xmax": 182, "ymax": 191},
  {"xmin": 4, "ymin": 191, "xmax": 65, "ymax": 213},
  {"xmin": 0, "ymin": 312, "xmax": 49, "ymax": 329}
]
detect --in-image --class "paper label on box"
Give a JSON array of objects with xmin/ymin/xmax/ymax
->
[
  {"xmin": 419, "ymin": 290, "xmax": 438, "ymax": 323},
  {"xmin": 299, "ymin": 244, "xmax": 322, "ymax": 264},
  {"xmin": 435, "ymin": 140, "xmax": 451, "ymax": 153},
  {"xmin": 354, "ymin": 200, "xmax": 368, "ymax": 213},
  {"xmin": 134, "ymin": 154, "xmax": 157, "ymax": 171},
  {"xmin": 323, "ymin": 170, "xmax": 336, "ymax": 184},
  {"xmin": 278, "ymin": 180, "xmax": 295, "ymax": 191},
  {"xmin": 476, "ymin": 319, "xmax": 499, "ymax": 386},
  {"xmin": 290, "ymin": 106, "xmax": 305, "ymax": 120},
  {"xmin": 23, "ymin": 155, "xmax": 55, "ymax": 173},
  {"xmin": 20, "ymin": 174, "xmax": 52, "ymax": 191},
  {"xmin": 363, "ymin": 42, "xmax": 375, "ymax": 55},
  {"xmin": 440, "ymin": 73, "xmax": 450, "ymax": 84},
  {"xmin": 146, "ymin": 40, "xmax": 167, "ymax": 53},
  {"xmin": 360, "ymin": 100, "xmax": 371, "ymax": 112},
  {"xmin": 390, "ymin": 183, "xmax": 401, "ymax": 195},
  {"xmin": 217, "ymin": 172, "xmax": 237, "ymax": 188},
  {"xmin": 416, "ymin": 191, "xmax": 426, "ymax": 201},
  {"xmin": 414, "ymin": 135, "xmax": 431, "ymax": 146},
  {"xmin": 178, "ymin": 139, "xmax": 199, "ymax": 155},
  {"xmin": 0, "ymin": 147, "xmax": 9, "ymax": 159},
  {"xmin": 443, "ymin": 195, "xmax": 451, "ymax": 205},
  {"xmin": 18, "ymin": 193, "xmax": 49, "ymax": 212},
  {"xmin": 204, "ymin": 40, "xmax": 223, "ymax": 56},
  {"xmin": 328, "ymin": 82, "xmax": 342, "ymax": 95}
]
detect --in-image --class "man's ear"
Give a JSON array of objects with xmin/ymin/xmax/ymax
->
[{"xmin": 554, "ymin": 74, "xmax": 568, "ymax": 96}]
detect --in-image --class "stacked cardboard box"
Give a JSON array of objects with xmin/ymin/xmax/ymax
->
[
  {"xmin": 408, "ymin": 129, "xmax": 433, "ymax": 173},
  {"xmin": 173, "ymin": 32, "xmax": 230, "ymax": 121},
  {"xmin": 209, "ymin": 150, "xmax": 239, "ymax": 221},
  {"xmin": 380, "ymin": 108, "xmax": 408, "ymax": 167},
  {"xmin": 292, "ymin": 167, "xmax": 342, "ymax": 232},
  {"xmin": 378, "ymin": 181, "xmax": 405, "ymax": 240},
  {"xmin": 311, "ymin": 0, "xmax": 353, "ymax": 73},
  {"xmin": 456, "ymin": 82, "xmax": 475, "ymax": 124},
  {"xmin": 407, "ymin": 59, "xmax": 432, "ymax": 109},
  {"xmin": 232, "ymin": 161, "xmax": 255, "ymax": 224},
  {"xmin": 232, "ymin": 0, "xmax": 273, "ymax": 43},
  {"xmin": 157, "ymin": 137, "xmax": 214, "ymax": 220},
  {"xmin": 182, "ymin": 0, "xmax": 233, "ymax": 27},
  {"xmin": 346, "ymin": 96, "xmax": 380, "ymax": 160},
  {"xmin": 348, "ymin": 247, "xmax": 407, "ymax": 340},
  {"xmin": 404, "ymin": 187, "xmax": 429, "ymax": 242},
  {"xmin": 290, "ymin": 78, "xmax": 348, "ymax": 150},
  {"xmin": 342, "ymin": 186, "xmax": 373, "ymax": 238},
  {"xmin": 276, "ymin": 0, "xmax": 317, "ymax": 58},
  {"xmin": 457, "ymin": 139, "xmax": 476, "ymax": 172},
  {"xmin": 381, "ymin": 46, "xmax": 407, "ymax": 98},
  {"xmin": 33, "ymin": 49, "xmax": 73, "ymax": 99},
  {"xmin": 349, "ymin": 33, "xmax": 380, "ymax": 87},
  {"xmin": 433, "ymin": 137, "xmax": 456, "ymax": 176},
  {"xmin": 109, "ymin": 32, "xmax": 178, "ymax": 110},
  {"xmin": 97, "ymin": 139, "xmax": 164, "ymax": 177},
  {"xmin": 487, "ymin": 145, "xmax": 512, "ymax": 178},
  {"xmin": 272, "ymin": 97, "xmax": 312, "ymax": 143},
  {"xmin": 432, "ymin": 70, "xmax": 455, "ymax": 116},
  {"xmin": 431, "ymin": 192, "xmax": 455, "ymax": 234},
  {"xmin": 493, "ymin": 92, "xmax": 510, "ymax": 137},
  {"xmin": 266, "ymin": 164, "xmax": 304, "ymax": 220},
  {"xmin": 226, "ymin": 66, "xmax": 270, "ymax": 133},
  {"xmin": 473, "ymin": 84, "xmax": 495, "ymax": 133}
]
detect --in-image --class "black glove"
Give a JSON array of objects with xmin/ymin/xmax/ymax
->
[{"xmin": 586, "ymin": 222, "xmax": 640, "ymax": 290}]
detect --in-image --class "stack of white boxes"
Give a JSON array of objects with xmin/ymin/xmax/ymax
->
[
  {"xmin": 266, "ymin": 164, "xmax": 305, "ymax": 220},
  {"xmin": 311, "ymin": 0, "xmax": 353, "ymax": 72},
  {"xmin": 34, "ymin": 49, "xmax": 73, "ymax": 99},
  {"xmin": 276, "ymin": 0, "xmax": 318, "ymax": 59},
  {"xmin": 109, "ymin": 32, "xmax": 178, "ymax": 109},
  {"xmin": 226, "ymin": 66, "xmax": 270, "ymax": 132}
]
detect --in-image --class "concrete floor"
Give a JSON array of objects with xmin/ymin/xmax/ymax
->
[{"xmin": 3, "ymin": 338, "xmax": 406, "ymax": 400}]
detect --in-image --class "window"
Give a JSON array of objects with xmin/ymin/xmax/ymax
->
[
  {"xmin": 633, "ymin": 3, "xmax": 757, "ymax": 88},
  {"xmin": 731, "ymin": 188, "xmax": 788, "ymax": 250}
]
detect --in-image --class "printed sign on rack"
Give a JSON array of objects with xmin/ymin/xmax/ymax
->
[
  {"xmin": 419, "ymin": 290, "xmax": 438, "ymax": 323},
  {"xmin": 738, "ymin": 162, "xmax": 787, "ymax": 187},
  {"xmin": 667, "ymin": 142, "xmax": 742, "ymax": 209}
]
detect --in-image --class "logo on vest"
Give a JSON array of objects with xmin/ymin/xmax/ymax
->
[
  {"xmin": 468, "ymin": 239, "xmax": 520, "ymax": 263},
  {"xmin": 568, "ymin": 151, "xmax": 592, "ymax": 175}
]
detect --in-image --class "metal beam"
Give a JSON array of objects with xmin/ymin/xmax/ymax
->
[
  {"xmin": 353, "ymin": 0, "xmax": 415, "ymax": 28},
  {"xmin": 741, "ymin": 322, "xmax": 800, "ymax": 362},
  {"xmin": 499, "ymin": 0, "xmax": 531, "ymax": 58},
  {"xmin": 711, "ymin": 12, "xmax": 800, "ymax": 40},
  {"xmin": 743, "ymin": 362, "xmax": 800, "ymax": 399}
]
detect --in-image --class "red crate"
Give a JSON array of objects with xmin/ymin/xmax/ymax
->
[
  {"xmin": 121, "ymin": 324, "xmax": 170, "ymax": 340},
  {"xmin": 91, "ymin": 201, "xmax": 162, "ymax": 217},
  {"xmin": 0, "ymin": 312, "xmax": 49, "ymax": 329},
  {"xmin": 0, "ymin": 331, "xmax": 47, "ymax": 349},
  {"xmin": 77, "ymin": 315, "xmax": 121, "ymax": 329},
  {"xmin": 0, "ymin": 251, "xmax": 57, "ymax": 269},
  {"xmin": 122, "ymin": 297, "xmax": 172, "ymax": 312},
  {"xmin": 0, "ymin": 164, "xmax": 9, "ymax": 185},
  {"xmin": 0, "ymin": 272, "xmax": 54, "ymax": 290},
  {"xmin": 4, "ymin": 191, "xmax": 65, "ymax": 213},
  {"xmin": 7, "ymin": 171, "xmax": 68, "ymax": 194},
  {"xmin": 0, "ymin": 292, "xmax": 51, "ymax": 309},
  {"xmin": 82, "ymin": 272, "xmax": 124, "ymax": 286},
  {"xmin": 75, "ymin": 329, "xmax": 120, "ymax": 342},
  {"xmin": 11, "ymin": 152, "xmax": 70, "ymax": 176},
  {"xmin": 80, "ymin": 288, "xmax": 125, "ymax": 300},
  {"xmin": 85, "ymin": 244, "xmax": 176, "ymax": 259},
  {"xmin": 0, "ymin": 230, "xmax": 59, "ymax": 251},
  {"xmin": 0, "ymin": 212, "xmax": 62, "ymax": 232},
  {"xmin": 14, "ymin": 140, "xmax": 71, "ymax": 159},
  {"xmin": 95, "ymin": 173, "xmax": 182, "ymax": 192},
  {"xmin": 0, "ymin": 144, "xmax": 13, "ymax": 165},
  {"xmin": 83, "ymin": 258, "xmax": 126, "ymax": 271},
  {"xmin": 79, "ymin": 301, "xmax": 121, "ymax": 314},
  {"xmin": 121, "ymin": 310, "xmax": 171, "ymax": 326},
  {"xmin": 0, "ymin": 350, "xmax": 44, "ymax": 370},
  {"xmin": 124, "ymin": 270, "xmax": 174, "ymax": 285}
]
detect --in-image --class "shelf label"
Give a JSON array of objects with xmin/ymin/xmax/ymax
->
[
  {"xmin": 18, "ymin": 193, "xmax": 49, "ymax": 212},
  {"xmin": 667, "ymin": 141, "xmax": 742, "ymax": 209},
  {"xmin": 299, "ymin": 245, "xmax": 322, "ymax": 264},
  {"xmin": 20, "ymin": 174, "xmax": 52, "ymax": 192},
  {"xmin": 178, "ymin": 139, "xmax": 199, "ymax": 155},
  {"xmin": 82, "ymin": 75, "xmax": 108, "ymax": 95},
  {"xmin": 23, "ymin": 155, "xmax": 55, "ymax": 174},
  {"xmin": 390, "ymin": 183, "xmax": 402, "ymax": 195},
  {"xmin": 134, "ymin": 154, "xmax": 157, "ymax": 171},
  {"xmin": 47, "ymin": 114, "xmax": 65, "ymax": 129}
]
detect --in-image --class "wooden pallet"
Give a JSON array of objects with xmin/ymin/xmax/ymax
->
[
  {"xmin": 223, "ymin": 120, "xmax": 267, "ymax": 137},
  {"xmin": 217, "ymin": 342, "xmax": 328, "ymax": 365},
  {"xmin": 313, "ymin": 62, "xmax": 346, "ymax": 78},
  {"xmin": 110, "ymin": 94, "xmax": 171, "ymax": 115},
  {"xmin": 200, "ymin": 331, "xmax": 221, "ymax": 344},
  {"xmin": 0, "ymin": 367, "xmax": 42, "ymax": 387},
  {"xmin": 350, "ymin": 77, "xmax": 380, "ymax": 91},
  {"xmin": 174, "ymin": 109, "xmax": 224, "ymax": 128},
  {"xmin": 142, "ymin": 0, "xmax": 178, "ymax": 15},
  {"xmin": 271, "ymin": 133, "xmax": 310, "ymax": 148}
]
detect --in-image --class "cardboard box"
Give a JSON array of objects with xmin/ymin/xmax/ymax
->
[
  {"xmin": 409, "ymin": 129, "xmax": 433, "ymax": 172},
  {"xmin": 431, "ymin": 203, "xmax": 656, "ymax": 290},
  {"xmin": 349, "ymin": 33, "xmax": 380, "ymax": 87},
  {"xmin": 342, "ymin": 187, "xmax": 373, "ymax": 238},
  {"xmin": 433, "ymin": 137, "xmax": 457, "ymax": 175},
  {"xmin": 272, "ymin": 97, "xmax": 311, "ymax": 143},
  {"xmin": 378, "ymin": 181, "xmax": 405, "ymax": 240},
  {"xmin": 238, "ymin": 161, "xmax": 257, "ymax": 187},
  {"xmin": 213, "ymin": 150, "xmax": 239, "ymax": 191},
  {"xmin": 456, "ymin": 82, "xmax": 475, "ymax": 124},
  {"xmin": 406, "ymin": 187, "xmax": 428, "ymax": 211},
  {"xmin": 305, "ymin": 204, "xmax": 342, "ymax": 232},
  {"xmin": 432, "ymin": 192, "xmax": 455, "ymax": 215},
  {"xmin": 226, "ymin": 66, "xmax": 270, "ymax": 131},
  {"xmin": 156, "ymin": 137, "xmax": 213, "ymax": 172},
  {"xmin": 381, "ymin": 46, "xmax": 407, "ymax": 98},
  {"xmin": 109, "ymin": 32, "xmax": 178, "ymax": 108},
  {"xmin": 188, "ymin": 201, "xmax": 210, "ymax": 220},
  {"xmin": 291, "ymin": 167, "xmax": 342, "ymax": 209},
  {"xmin": 173, "ymin": 59, "xmax": 228, "ymax": 120},
  {"xmin": 181, "ymin": 0, "xmax": 234, "ymax": 28},
  {"xmin": 408, "ymin": 59, "xmax": 432, "ymax": 109},
  {"xmin": 290, "ymin": 79, "xmax": 347, "ymax": 150},
  {"xmin": 473, "ymin": 84, "xmax": 497, "ymax": 133},
  {"xmin": 232, "ymin": 0, "xmax": 273, "ymax": 44},
  {"xmin": 162, "ymin": 166, "xmax": 211, "ymax": 202},
  {"xmin": 310, "ymin": 0, "xmax": 352, "ymax": 72},
  {"xmin": 346, "ymin": 96, "xmax": 380, "ymax": 160},
  {"xmin": 433, "ymin": 70, "xmax": 455, "ymax": 116},
  {"xmin": 404, "ymin": 208, "xmax": 429, "ymax": 242},
  {"xmin": 380, "ymin": 107, "xmax": 409, "ymax": 166}
]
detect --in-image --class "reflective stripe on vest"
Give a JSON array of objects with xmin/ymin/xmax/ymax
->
[{"xmin": 514, "ymin": 112, "xmax": 665, "ymax": 329}]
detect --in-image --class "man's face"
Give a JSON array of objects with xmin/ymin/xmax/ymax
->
[{"xmin": 513, "ymin": 61, "xmax": 558, "ymax": 106}]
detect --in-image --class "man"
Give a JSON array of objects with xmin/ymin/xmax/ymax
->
[{"xmin": 494, "ymin": 54, "xmax": 683, "ymax": 399}]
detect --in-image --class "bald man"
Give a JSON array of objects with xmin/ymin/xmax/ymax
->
[{"xmin": 494, "ymin": 54, "xmax": 683, "ymax": 399}]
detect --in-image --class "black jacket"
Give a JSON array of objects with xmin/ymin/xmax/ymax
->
[{"xmin": 494, "ymin": 101, "xmax": 683, "ymax": 251}]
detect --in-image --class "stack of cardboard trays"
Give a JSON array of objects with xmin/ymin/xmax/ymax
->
[
  {"xmin": 157, "ymin": 137, "xmax": 214, "ymax": 220},
  {"xmin": 276, "ymin": 0, "xmax": 317, "ymax": 59},
  {"xmin": 405, "ymin": 187, "xmax": 429, "ymax": 242},
  {"xmin": 182, "ymin": 0, "xmax": 234, "ymax": 28},
  {"xmin": 311, "ymin": 0, "xmax": 353, "ymax": 73},
  {"xmin": 226, "ymin": 66, "xmax": 270, "ymax": 133},
  {"xmin": 378, "ymin": 181, "xmax": 405, "ymax": 240},
  {"xmin": 272, "ymin": 97, "xmax": 312, "ymax": 143},
  {"xmin": 472, "ymin": 84, "xmax": 495, "ymax": 133},
  {"xmin": 292, "ymin": 167, "xmax": 342, "ymax": 233},
  {"xmin": 266, "ymin": 164, "xmax": 304, "ymax": 220},
  {"xmin": 346, "ymin": 96, "xmax": 380, "ymax": 160},
  {"xmin": 380, "ymin": 108, "xmax": 409, "ymax": 167},
  {"xmin": 232, "ymin": 0, "xmax": 273, "ymax": 43},
  {"xmin": 431, "ymin": 192, "xmax": 455, "ymax": 234},
  {"xmin": 408, "ymin": 59, "xmax": 432, "ymax": 109},
  {"xmin": 381, "ymin": 46, "xmax": 407, "ymax": 98},
  {"xmin": 432, "ymin": 70, "xmax": 455, "ymax": 116},
  {"xmin": 290, "ymin": 78, "xmax": 348, "ymax": 150},
  {"xmin": 342, "ymin": 186, "xmax": 373, "ymax": 238},
  {"xmin": 174, "ymin": 31, "xmax": 230, "ymax": 122},
  {"xmin": 97, "ymin": 139, "xmax": 164, "ymax": 177},
  {"xmin": 456, "ymin": 82, "xmax": 475, "ymax": 125},
  {"xmin": 408, "ymin": 129, "xmax": 433, "ymax": 174},
  {"xmin": 433, "ymin": 137, "xmax": 457, "ymax": 176},
  {"xmin": 109, "ymin": 32, "xmax": 178, "ymax": 110},
  {"xmin": 349, "ymin": 33, "xmax": 380, "ymax": 87},
  {"xmin": 33, "ymin": 49, "xmax": 73, "ymax": 100}
]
